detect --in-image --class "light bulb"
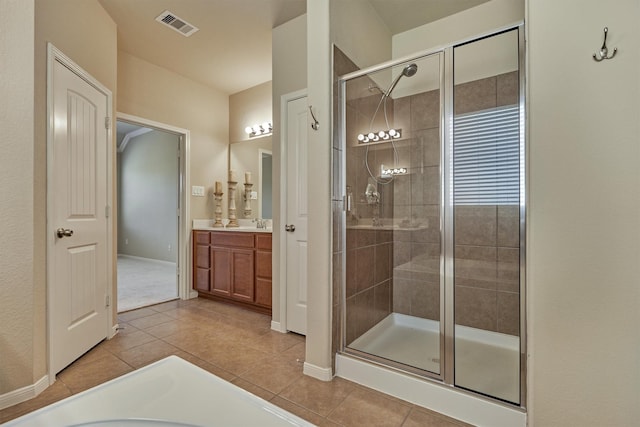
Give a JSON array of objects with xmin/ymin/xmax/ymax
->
[
  {"xmin": 245, "ymin": 126, "xmax": 253, "ymax": 134},
  {"xmin": 358, "ymin": 134, "xmax": 365, "ymax": 141},
  {"xmin": 368, "ymin": 132, "xmax": 375, "ymax": 139}
]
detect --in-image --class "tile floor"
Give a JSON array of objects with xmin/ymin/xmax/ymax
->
[{"xmin": 0, "ymin": 298, "xmax": 471, "ymax": 426}]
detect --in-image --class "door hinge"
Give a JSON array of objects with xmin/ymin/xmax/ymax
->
[
  {"xmin": 105, "ymin": 295, "xmax": 111, "ymax": 307},
  {"xmin": 105, "ymin": 205, "xmax": 111, "ymax": 218},
  {"xmin": 176, "ymin": 267, "xmax": 180, "ymax": 277},
  {"xmin": 105, "ymin": 116, "xmax": 111, "ymax": 129}
]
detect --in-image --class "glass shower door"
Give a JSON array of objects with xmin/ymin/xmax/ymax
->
[
  {"xmin": 451, "ymin": 28, "xmax": 524, "ymax": 404},
  {"xmin": 341, "ymin": 52, "xmax": 444, "ymax": 377}
]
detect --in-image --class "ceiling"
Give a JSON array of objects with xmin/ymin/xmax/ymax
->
[{"xmin": 99, "ymin": 0, "xmax": 489, "ymax": 96}]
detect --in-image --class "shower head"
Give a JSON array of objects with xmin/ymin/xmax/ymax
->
[{"xmin": 385, "ymin": 63, "xmax": 418, "ymax": 97}]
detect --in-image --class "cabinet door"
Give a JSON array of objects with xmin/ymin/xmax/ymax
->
[
  {"xmin": 211, "ymin": 247, "xmax": 231, "ymax": 297},
  {"xmin": 231, "ymin": 248, "xmax": 254, "ymax": 302},
  {"xmin": 255, "ymin": 249, "xmax": 272, "ymax": 308}
]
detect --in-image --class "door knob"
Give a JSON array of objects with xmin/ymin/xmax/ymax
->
[
  {"xmin": 285, "ymin": 224, "xmax": 296, "ymax": 232},
  {"xmin": 56, "ymin": 228, "xmax": 74, "ymax": 238}
]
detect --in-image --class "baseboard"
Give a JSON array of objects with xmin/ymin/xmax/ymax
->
[
  {"xmin": 0, "ymin": 374, "xmax": 49, "ymax": 411},
  {"xmin": 110, "ymin": 323, "xmax": 120, "ymax": 339},
  {"xmin": 270, "ymin": 320, "xmax": 287, "ymax": 333},
  {"xmin": 117, "ymin": 254, "xmax": 176, "ymax": 266},
  {"xmin": 303, "ymin": 362, "xmax": 333, "ymax": 381}
]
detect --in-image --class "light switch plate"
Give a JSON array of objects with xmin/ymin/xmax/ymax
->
[
  {"xmin": 250, "ymin": 191, "xmax": 258, "ymax": 200},
  {"xmin": 191, "ymin": 186, "xmax": 205, "ymax": 197}
]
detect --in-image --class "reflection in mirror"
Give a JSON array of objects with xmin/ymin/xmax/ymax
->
[
  {"xmin": 229, "ymin": 136, "xmax": 272, "ymax": 219},
  {"xmin": 260, "ymin": 150, "xmax": 272, "ymax": 218}
]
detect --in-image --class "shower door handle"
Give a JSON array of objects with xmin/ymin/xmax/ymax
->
[{"xmin": 285, "ymin": 224, "xmax": 296, "ymax": 232}]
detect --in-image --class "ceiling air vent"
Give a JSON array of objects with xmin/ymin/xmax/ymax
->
[{"xmin": 155, "ymin": 10, "xmax": 199, "ymax": 37}]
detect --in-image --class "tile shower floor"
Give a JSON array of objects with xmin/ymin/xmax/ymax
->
[{"xmin": 0, "ymin": 298, "xmax": 471, "ymax": 426}]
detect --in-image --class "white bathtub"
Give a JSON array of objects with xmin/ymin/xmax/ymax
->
[{"xmin": 5, "ymin": 356, "xmax": 312, "ymax": 427}]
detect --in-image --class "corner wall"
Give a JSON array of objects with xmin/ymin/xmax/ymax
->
[
  {"xmin": 0, "ymin": 0, "xmax": 36, "ymax": 395},
  {"xmin": 527, "ymin": 0, "xmax": 640, "ymax": 425}
]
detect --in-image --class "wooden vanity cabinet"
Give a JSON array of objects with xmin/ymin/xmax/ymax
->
[{"xmin": 192, "ymin": 230, "xmax": 271, "ymax": 314}]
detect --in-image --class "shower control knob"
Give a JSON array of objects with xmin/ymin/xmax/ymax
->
[{"xmin": 285, "ymin": 224, "xmax": 296, "ymax": 232}]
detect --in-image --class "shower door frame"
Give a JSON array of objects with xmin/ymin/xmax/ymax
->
[
  {"xmin": 338, "ymin": 49, "xmax": 447, "ymax": 382},
  {"xmin": 336, "ymin": 23, "xmax": 527, "ymax": 408}
]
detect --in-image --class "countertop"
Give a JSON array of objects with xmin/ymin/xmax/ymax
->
[{"xmin": 193, "ymin": 219, "xmax": 272, "ymax": 233}]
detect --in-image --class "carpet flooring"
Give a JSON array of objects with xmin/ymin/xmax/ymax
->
[{"xmin": 117, "ymin": 255, "xmax": 178, "ymax": 312}]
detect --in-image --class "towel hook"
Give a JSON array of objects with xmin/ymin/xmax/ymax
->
[
  {"xmin": 308, "ymin": 105, "xmax": 319, "ymax": 131},
  {"xmin": 593, "ymin": 27, "xmax": 617, "ymax": 62}
]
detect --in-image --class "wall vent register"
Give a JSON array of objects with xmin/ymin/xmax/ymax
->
[{"xmin": 155, "ymin": 10, "xmax": 199, "ymax": 37}]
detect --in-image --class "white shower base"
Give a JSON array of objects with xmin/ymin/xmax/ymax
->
[
  {"xmin": 342, "ymin": 313, "xmax": 523, "ymax": 425},
  {"xmin": 349, "ymin": 313, "xmax": 441, "ymax": 373}
]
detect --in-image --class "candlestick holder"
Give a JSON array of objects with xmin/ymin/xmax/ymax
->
[
  {"xmin": 226, "ymin": 180, "xmax": 239, "ymax": 228},
  {"xmin": 243, "ymin": 183, "xmax": 253, "ymax": 218},
  {"xmin": 213, "ymin": 191, "xmax": 224, "ymax": 227}
]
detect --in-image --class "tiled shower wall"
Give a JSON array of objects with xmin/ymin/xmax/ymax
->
[{"xmin": 453, "ymin": 72, "xmax": 520, "ymax": 336}]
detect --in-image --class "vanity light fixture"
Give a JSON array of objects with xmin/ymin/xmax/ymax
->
[
  {"xmin": 357, "ymin": 128, "xmax": 402, "ymax": 144},
  {"xmin": 245, "ymin": 122, "xmax": 272, "ymax": 138},
  {"xmin": 381, "ymin": 164, "xmax": 408, "ymax": 178}
]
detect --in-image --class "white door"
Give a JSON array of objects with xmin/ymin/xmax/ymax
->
[
  {"xmin": 50, "ymin": 57, "xmax": 110, "ymax": 375},
  {"xmin": 285, "ymin": 96, "xmax": 309, "ymax": 335}
]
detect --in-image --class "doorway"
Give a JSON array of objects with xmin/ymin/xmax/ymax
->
[{"xmin": 116, "ymin": 114, "xmax": 190, "ymax": 312}]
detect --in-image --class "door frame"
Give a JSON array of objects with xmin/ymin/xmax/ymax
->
[
  {"xmin": 116, "ymin": 112, "xmax": 193, "ymax": 302},
  {"xmin": 277, "ymin": 88, "xmax": 307, "ymax": 333},
  {"xmin": 46, "ymin": 44, "xmax": 114, "ymax": 383}
]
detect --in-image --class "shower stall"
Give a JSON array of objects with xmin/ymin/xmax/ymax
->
[{"xmin": 334, "ymin": 26, "xmax": 525, "ymax": 409}]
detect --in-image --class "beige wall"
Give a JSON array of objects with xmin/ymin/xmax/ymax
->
[
  {"xmin": 0, "ymin": 0, "xmax": 36, "ymax": 395},
  {"xmin": 272, "ymin": 14, "xmax": 307, "ymax": 326},
  {"xmin": 527, "ymin": 0, "xmax": 640, "ymax": 425},
  {"xmin": 0, "ymin": 0, "xmax": 117, "ymax": 399},
  {"xmin": 117, "ymin": 51, "xmax": 229, "ymax": 221}
]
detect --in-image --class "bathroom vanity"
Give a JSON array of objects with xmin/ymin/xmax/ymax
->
[{"xmin": 192, "ymin": 225, "xmax": 272, "ymax": 314}]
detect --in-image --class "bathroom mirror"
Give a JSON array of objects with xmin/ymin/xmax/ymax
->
[{"xmin": 229, "ymin": 136, "xmax": 273, "ymax": 219}]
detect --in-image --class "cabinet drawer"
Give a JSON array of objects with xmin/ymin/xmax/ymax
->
[
  {"xmin": 195, "ymin": 245, "xmax": 210, "ymax": 268},
  {"xmin": 211, "ymin": 232, "xmax": 254, "ymax": 248},
  {"xmin": 256, "ymin": 234, "xmax": 272, "ymax": 250},
  {"xmin": 194, "ymin": 230, "xmax": 210, "ymax": 245}
]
